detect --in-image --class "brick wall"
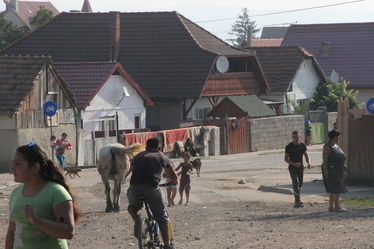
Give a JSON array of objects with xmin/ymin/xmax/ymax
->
[{"xmin": 249, "ymin": 115, "xmax": 305, "ymax": 152}]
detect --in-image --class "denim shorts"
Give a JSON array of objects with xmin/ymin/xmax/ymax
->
[{"xmin": 127, "ymin": 185, "xmax": 169, "ymax": 224}]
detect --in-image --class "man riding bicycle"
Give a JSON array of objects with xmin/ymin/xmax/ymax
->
[{"xmin": 127, "ymin": 138, "xmax": 178, "ymax": 249}]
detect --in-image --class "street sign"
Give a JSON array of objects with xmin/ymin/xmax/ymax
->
[
  {"xmin": 367, "ymin": 98, "xmax": 374, "ymax": 115},
  {"xmin": 43, "ymin": 101, "xmax": 57, "ymax": 117}
]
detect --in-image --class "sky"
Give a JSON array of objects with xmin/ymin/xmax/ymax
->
[{"xmin": 2, "ymin": 0, "xmax": 374, "ymax": 41}]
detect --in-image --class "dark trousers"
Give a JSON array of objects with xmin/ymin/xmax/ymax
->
[{"xmin": 288, "ymin": 166, "xmax": 304, "ymax": 202}]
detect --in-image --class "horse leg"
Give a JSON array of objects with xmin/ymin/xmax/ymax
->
[
  {"xmin": 113, "ymin": 178, "xmax": 122, "ymax": 212},
  {"xmin": 101, "ymin": 175, "xmax": 113, "ymax": 212}
]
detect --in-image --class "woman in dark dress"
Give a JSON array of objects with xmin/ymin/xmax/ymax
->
[{"xmin": 322, "ymin": 130, "xmax": 348, "ymax": 212}]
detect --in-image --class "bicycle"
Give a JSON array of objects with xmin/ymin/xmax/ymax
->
[{"xmin": 136, "ymin": 183, "xmax": 175, "ymax": 249}]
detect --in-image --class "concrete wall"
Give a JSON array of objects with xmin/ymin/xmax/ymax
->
[
  {"xmin": 327, "ymin": 112, "xmax": 338, "ymax": 131},
  {"xmin": 0, "ymin": 115, "xmax": 16, "ymax": 129},
  {"xmin": 146, "ymin": 99, "xmax": 183, "ymax": 130},
  {"xmin": 0, "ymin": 130, "xmax": 18, "ymax": 172},
  {"xmin": 249, "ymin": 115, "xmax": 305, "ymax": 152}
]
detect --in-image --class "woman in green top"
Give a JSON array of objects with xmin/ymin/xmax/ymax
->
[{"xmin": 5, "ymin": 142, "xmax": 80, "ymax": 249}]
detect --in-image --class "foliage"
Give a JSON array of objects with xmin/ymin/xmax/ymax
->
[
  {"xmin": 0, "ymin": 14, "xmax": 30, "ymax": 50},
  {"xmin": 30, "ymin": 6, "xmax": 54, "ymax": 27},
  {"xmin": 228, "ymin": 7, "xmax": 260, "ymax": 48},
  {"xmin": 291, "ymin": 100, "xmax": 309, "ymax": 115},
  {"xmin": 341, "ymin": 198, "xmax": 374, "ymax": 207},
  {"xmin": 310, "ymin": 78, "xmax": 362, "ymax": 112}
]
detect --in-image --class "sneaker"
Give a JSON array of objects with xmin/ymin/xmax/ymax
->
[
  {"xmin": 336, "ymin": 207, "xmax": 347, "ymax": 212},
  {"xmin": 293, "ymin": 201, "xmax": 303, "ymax": 208},
  {"xmin": 164, "ymin": 244, "xmax": 175, "ymax": 249}
]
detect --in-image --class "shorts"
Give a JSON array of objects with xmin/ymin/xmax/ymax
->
[
  {"xmin": 127, "ymin": 185, "xmax": 169, "ymax": 224},
  {"xmin": 305, "ymin": 130, "xmax": 311, "ymax": 136},
  {"xmin": 166, "ymin": 185, "xmax": 177, "ymax": 189},
  {"xmin": 179, "ymin": 180, "xmax": 191, "ymax": 192}
]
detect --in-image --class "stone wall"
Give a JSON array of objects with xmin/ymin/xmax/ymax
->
[{"xmin": 249, "ymin": 115, "xmax": 305, "ymax": 152}]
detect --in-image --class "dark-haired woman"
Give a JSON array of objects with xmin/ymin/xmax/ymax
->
[
  {"xmin": 322, "ymin": 130, "xmax": 348, "ymax": 212},
  {"xmin": 5, "ymin": 142, "xmax": 79, "ymax": 249}
]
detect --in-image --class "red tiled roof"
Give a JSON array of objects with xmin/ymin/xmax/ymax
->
[
  {"xmin": 54, "ymin": 62, "xmax": 153, "ymax": 110},
  {"xmin": 282, "ymin": 22, "xmax": 374, "ymax": 89},
  {"xmin": 17, "ymin": 1, "xmax": 59, "ymax": 27},
  {"xmin": 251, "ymin": 39, "xmax": 283, "ymax": 47}
]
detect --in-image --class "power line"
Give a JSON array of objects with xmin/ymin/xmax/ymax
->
[{"xmin": 196, "ymin": 0, "xmax": 366, "ymax": 23}]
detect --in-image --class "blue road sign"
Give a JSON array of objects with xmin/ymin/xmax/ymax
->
[
  {"xmin": 43, "ymin": 101, "xmax": 57, "ymax": 117},
  {"xmin": 367, "ymin": 98, "xmax": 374, "ymax": 115}
]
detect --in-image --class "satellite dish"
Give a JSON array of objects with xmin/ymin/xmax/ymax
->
[
  {"xmin": 123, "ymin": 86, "xmax": 130, "ymax": 97},
  {"xmin": 216, "ymin": 56, "xmax": 229, "ymax": 73},
  {"xmin": 330, "ymin": 70, "xmax": 339, "ymax": 84}
]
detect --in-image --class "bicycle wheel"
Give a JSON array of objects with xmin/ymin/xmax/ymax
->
[{"xmin": 138, "ymin": 217, "xmax": 152, "ymax": 249}]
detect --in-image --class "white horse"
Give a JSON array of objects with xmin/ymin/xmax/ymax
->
[{"xmin": 97, "ymin": 143, "xmax": 145, "ymax": 212}]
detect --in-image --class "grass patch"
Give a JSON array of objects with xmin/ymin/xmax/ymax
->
[{"xmin": 341, "ymin": 198, "xmax": 374, "ymax": 207}]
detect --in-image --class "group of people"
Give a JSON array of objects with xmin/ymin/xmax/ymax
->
[
  {"xmin": 285, "ymin": 126, "xmax": 347, "ymax": 212},
  {"xmin": 5, "ymin": 127, "xmax": 347, "ymax": 249}
]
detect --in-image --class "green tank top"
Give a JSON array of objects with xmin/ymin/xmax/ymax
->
[{"xmin": 9, "ymin": 181, "xmax": 72, "ymax": 249}]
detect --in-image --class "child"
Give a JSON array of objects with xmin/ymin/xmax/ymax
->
[
  {"xmin": 163, "ymin": 167, "xmax": 177, "ymax": 207},
  {"xmin": 176, "ymin": 152, "xmax": 193, "ymax": 206},
  {"xmin": 55, "ymin": 133, "xmax": 73, "ymax": 168},
  {"xmin": 5, "ymin": 142, "xmax": 80, "ymax": 249}
]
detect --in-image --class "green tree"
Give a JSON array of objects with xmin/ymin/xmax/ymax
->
[
  {"xmin": 310, "ymin": 78, "xmax": 362, "ymax": 111},
  {"xmin": 228, "ymin": 7, "xmax": 260, "ymax": 48},
  {"xmin": 30, "ymin": 6, "xmax": 54, "ymax": 27},
  {"xmin": 0, "ymin": 14, "xmax": 30, "ymax": 50}
]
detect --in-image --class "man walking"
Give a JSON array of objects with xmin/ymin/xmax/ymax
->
[
  {"xmin": 127, "ymin": 138, "xmax": 178, "ymax": 249},
  {"xmin": 284, "ymin": 131, "xmax": 311, "ymax": 208}
]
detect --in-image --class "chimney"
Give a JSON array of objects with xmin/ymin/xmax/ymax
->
[
  {"xmin": 110, "ymin": 11, "xmax": 120, "ymax": 62},
  {"xmin": 246, "ymin": 26, "xmax": 252, "ymax": 48},
  {"xmin": 10, "ymin": 0, "xmax": 18, "ymax": 11},
  {"xmin": 81, "ymin": 0, "xmax": 92, "ymax": 13}
]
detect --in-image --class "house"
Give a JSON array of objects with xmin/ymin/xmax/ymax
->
[
  {"xmin": 54, "ymin": 62, "xmax": 153, "ymax": 140},
  {"xmin": 1, "ymin": 0, "xmax": 59, "ymax": 29},
  {"xmin": 208, "ymin": 95, "xmax": 276, "ymax": 118},
  {"xmin": 0, "ymin": 56, "xmax": 76, "ymax": 171},
  {"xmin": 2, "ymin": 11, "xmax": 270, "ymax": 130},
  {"xmin": 282, "ymin": 22, "xmax": 374, "ymax": 106},
  {"xmin": 251, "ymin": 46, "xmax": 325, "ymax": 114}
]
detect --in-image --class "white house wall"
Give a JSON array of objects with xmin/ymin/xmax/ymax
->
[
  {"xmin": 186, "ymin": 97, "xmax": 213, "ymax": 120},
  {"xmin": 81, "ymin": 75, "xmax": 146, "ymax": 138},
  {"xmin": 285, "ymin": 59, "xmax": 322, "ymax": 113},
  {"xmin": 356, "ymin": 89, "xmax": 374, "ymax": 107}
]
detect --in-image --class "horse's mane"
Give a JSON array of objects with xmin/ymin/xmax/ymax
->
[{"xmin": 110, "ymin": 143, "xmax": 146, "ymax": 158}]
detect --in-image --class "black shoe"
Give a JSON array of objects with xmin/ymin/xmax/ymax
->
[
  {"xmin": 294, "ymin": 201, "xmax": 303, "ymax": 208},
  {"xmin": 164, "ymin": 244, "xmax": 175, "ymax": 249}
]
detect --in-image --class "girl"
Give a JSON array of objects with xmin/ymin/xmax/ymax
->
[
  {"xmin": 163, "ymin": 166, "xmax": 177, "ymax": 207},
  {"xmin": 5, "ymin": 142, "xmax": 80, "ymax": 249},
  {"xmin": 176, "ymin": 152, "xmax": 193, "ymax": 206}
]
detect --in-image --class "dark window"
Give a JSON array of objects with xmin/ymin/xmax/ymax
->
[
  {"xmin": 320, "ymin": 42, "xmax": 332, "ymax": 57},
  {"xmin": 134, "ymin": 115, "xmax": 141, "ymax": 129}
]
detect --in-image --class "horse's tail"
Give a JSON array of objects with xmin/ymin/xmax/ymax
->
[{"xmin": 109, "ymin": 147, "xmax": 117, "ymax": 175}]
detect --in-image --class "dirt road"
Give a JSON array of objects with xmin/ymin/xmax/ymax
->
[{"xmin": 1, "ymin": 148, "xmax": 373, "ymax": 249}]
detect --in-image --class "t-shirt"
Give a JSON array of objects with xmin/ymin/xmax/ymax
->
[
  {"xmin": 9, "ymin": 181, "xmax": 72, "ymax": 249},
  {"xmin": 178, "ymin": 162, "xmax": 193, "ymax": 183},
  {"xmin": 130, "ymin": 149, "xmax": 172, "ymax": 187},
  {"xmin": 285, "ymin": 142, "xmax": 307, "ymax": 167}
]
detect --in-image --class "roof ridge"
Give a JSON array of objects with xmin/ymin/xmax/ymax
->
[
  {"xmin": 176, "ymin": 13, "xmax": 252, "ymax": 55},
  {"xmin": 290, "ymin": 21, "xmax": 374, "ymax": 27},
  {"xmin": 53, "ymin": 61, "xmax": 116, "ymax": 65}
]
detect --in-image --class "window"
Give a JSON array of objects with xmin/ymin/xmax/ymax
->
[
  {"xmin": 134, "ymin": 114, "xmax": 141, "ymax": 129},
  {"xmin": 320, "ymin": 42, "xmax": 332, "ymax": 57},
  {"xmin": 195, "ymin": 107, "xmax": 210, "ymax": 120}
]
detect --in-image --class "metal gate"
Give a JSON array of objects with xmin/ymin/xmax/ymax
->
[{"xmin": 205, "ymin": 117, "xmax": 249, "ymax": 155}]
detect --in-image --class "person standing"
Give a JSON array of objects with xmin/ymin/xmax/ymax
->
[
  {"xmin": 322, "ymin": 129, "xmax": 348, "ymax": 212},
  {"xmin": 5, "ymin": 142, "xmax": 79, "ymax": 249},
  {"xmin": 127, "ymin": 138, "xmax": 178, "ymax": 249},
  {"xmin": 176, "ymin": 152, "xmax": 194, "ymax": 206},
  {"xmin": 284, "ymin": 131, "xmax": 311, "ymax": 208},
  {"xmin": 305, "ymin": 120, "xmax": 312, "ymax": 146},
  {"xmin": 55, "ymin": 133, "xmax": 72, "ymax": 168}
]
